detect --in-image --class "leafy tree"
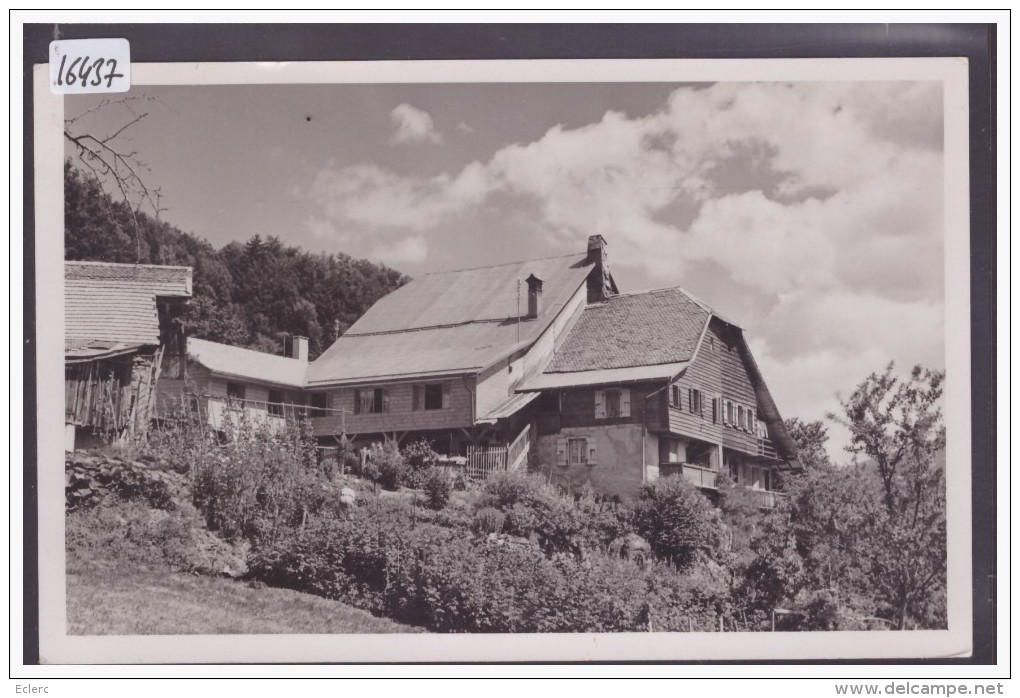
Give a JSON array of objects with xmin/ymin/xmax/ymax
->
[
  {"xmin": 633, "ymin": 476, "xmax": 723, "ymax": 570},
  {"xmin": 784, "ymin": 417, "xmax": 832, "ymax": 470},
  {"xmin": 827, "ymin": 363, "xmax": 947, "ymax": 629}
]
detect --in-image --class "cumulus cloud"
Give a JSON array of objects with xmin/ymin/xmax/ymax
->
[
  {"xmin": 370, "ymin": 234, "xmax": 428, "ymax": 265},
  {"xmin": 306, "ymin": 82, "xmax": 945, "ymax": 457},
  {"xmin": 390, "ymin": 103, "xmax": 443, "ymax": 145}
]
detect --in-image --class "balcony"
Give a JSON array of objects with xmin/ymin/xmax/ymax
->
[
  {"xmin": 757, "ymin": 437, "xmax": 780, "ymax": 460},
  {"xmin": 658, "ymin": 462, "xmax": 785, "ymax": 509}
]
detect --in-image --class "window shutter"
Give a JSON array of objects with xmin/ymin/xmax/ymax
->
[
  {"xmin": 353, "ymin": 389, "xmax": 361, "ymax": 415},
  {"xmin": 620, "ymin": 388, "xmax": 631, "ymax": 417},
  {"xmin": 381, "ymin": 388, "xmax": 389, "ymax": 413},
  {"xmin": 586, "ymin": 437, "xmax": 598, "ymax": 466},
  {"xmin": 412, "ymin": 385, "xmax": 421, "ymax": 411},
  {"xmin": 687, "ymin": 387, "xmax": 693, "ymax": 413},
  {"xmin": 442, "ymin": 382, "xmax": 451, "ymax": 409},
  {"xmin": 555, "ymin": 438, "xmax": 568, "ymax": 467},
  {"xmin": 594, "ymin": 390, "xmax": 606, "ymax": 419}
]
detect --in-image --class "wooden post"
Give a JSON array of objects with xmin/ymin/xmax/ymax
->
[
  {"xmin": 719, "ymin": 615, "xmax": 724, "ymax": 632},
  {"xmin": 771, "ymin": 610, "xmax": 776, "ymax": 632},
  {"xmin": 687, "ymin": 616, "xmax": 693, "ymax": 633}
]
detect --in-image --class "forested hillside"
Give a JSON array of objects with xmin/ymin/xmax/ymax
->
[{"xmin": 63, "ymin": 163, "xmax": 409, "ymax": 359}]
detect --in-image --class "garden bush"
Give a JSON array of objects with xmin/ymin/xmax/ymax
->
[
  {"xmin": 65, "ymin": 453, "xmax": 186, "ymax": 512},
  {"xmin": 422, "ymin": 467, "xmax": 453, "ymax": 510},
  {"xmin": 402, "ymin": 439, "xmax": 440, "ymax": 490},
  {"xmin": 633, "ymin": 475, "xmax": 724, "ymax": 570},
  {"xmin": 472, "ymin": 507, "xmax": 506, "ymax": 535},
  {"xmin": 246, "ymin": 498, "xmax": 724, "ymax": 633},
  {"xmin": 66, "ymin": 498, "xmax": 246, "ymax": 576},
  {"xmin": 363, "ymin": 441, "xmax": 407, "ymax": 491}
]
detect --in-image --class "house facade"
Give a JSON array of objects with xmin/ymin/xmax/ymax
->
[{"xmin": 516, "ymin": 287, "xmax": 799, "ymax": 504}]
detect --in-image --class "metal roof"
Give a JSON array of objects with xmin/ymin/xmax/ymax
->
[
  {"xmin": 345, "ymin": 253, "xmax": 591, "ymax": 335},
  {"xmin": 307, "ymin": 253, "xmax": 593, "ymax": 385},
  {"xmin": 65, "ymin": 261, "xmax": 192, "ymax": 352},
  {"xmin": 188, "ymin": 337, "xmax": 308, "ymax": 388},
  {"xmin": 544, "ymin": 287, "xmax": 711, "ymax": 373}
]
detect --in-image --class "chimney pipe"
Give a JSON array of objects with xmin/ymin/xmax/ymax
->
[
  {"xmin": 526, "ymin": 274, "xmax": 543, "ymax": 318},
  {"xmin": 289, "ymin": 335, "xmax": 309, "ymax": 362},
  {"xmin": 586, "ymin": 234, "xmax": 612, "ymax": 303}
]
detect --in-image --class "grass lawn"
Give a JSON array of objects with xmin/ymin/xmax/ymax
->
[{"xmin": 67, "ymin": 558, "xmax": 421, "ymax": 635}]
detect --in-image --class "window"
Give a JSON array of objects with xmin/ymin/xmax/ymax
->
[
  {"xmin": 538, "ymin": 391, "xmax": 559, "ymax": 412},
  {"xmin": 688, "ymin": 388, "xmax": 703, "ymax": 415},
  {"xmin": 568, "ymin": 438, "xmax": 587, "ymax": 466},
  {"xmin": 424, "ymin": 383, "xmax": 443, "ymax": 410},
  {"xmin": 414, "ymin": 383, "xmax": 446, "ymax": 411},
  {"xmin": 726, "ymin": 400, "xmax": 735, "ymax": 425},
  {"xmin": 595, "ymin": 388, "xmax": 630, "ymax": 419},
  {"xmin": 661, "ymin": 438, "xmax": 683, "ymax": 464},
  {"xmin": 268, "ymin": 390, "xmax": 284, "ymax": 417},
  {"xmin": 309, "ymin": 392, "xmax": 328, "ymax": 417},
  {"xmin": 687, "ymin": 441, "xmax": 713, "ymax": 468},
  {"xmin": 605, "ymin": 389, "xmax": 621, "ymax": 417},
  {"xmin": 226, "ymin": 382, "xmax": 245, "ymax": 403},
  {"xmin": 737, "ymin": 405, "xmax": 745, "ymax": 430},
  {"xmin": 355, "ymin": 387, "xmax": 385, "ymax": 414},
  {"xmin": 556, "ymin": 437, "xmax": 598, "ymax": 467},
  {"xmin": 728, "ymin": 456, "xmax": 740, "ymax": 483},
  {"xmin": 763, "ymin": 468, "xmax": 772, "ymax": 492},
  {"xmin": 670, "ymin": 385, "xmax": 681, "ymax": 408},
  {"xmin": 711, "ymin": 396, "xmax": 720, "ymax": 424}
]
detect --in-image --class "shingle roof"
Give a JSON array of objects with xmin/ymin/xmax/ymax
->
[
  {"xmin": 65, "ymin": 262, "xmax": 192, "ymax": 352},
  {"xmin": 188, "ymin": 338, "xmax": 308, "ymax": 388},
  {"xmin": 307, "ymin": 253, "xmax": 593, "ymax": 385},
  {"xmin": 544, "ymin": 287, "xmax": 711, "ymax": 373}
]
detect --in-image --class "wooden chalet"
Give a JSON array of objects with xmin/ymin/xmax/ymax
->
[
  {"xmin": 515, "ymin": 283, "xmax": 800, "ymax": 504},
  {"xmin": 64, "ymin": 261, "xmax": 191, "ymax": 450},
  {"xmin": 301, "ymin": 237, "xmax": 616, "ymax": 477}
]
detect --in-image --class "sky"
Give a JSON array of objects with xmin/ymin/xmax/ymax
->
[{"xmin": 65, "ymin": 80, "xmax": 946, "ymax": 460}]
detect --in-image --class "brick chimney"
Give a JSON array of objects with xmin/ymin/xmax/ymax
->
[
  {"xmin": 287, "ymin": 335, "xmax": 309, "ymax": 362},
  {"xmin": 526, "ymin": 274, "xmax": 543, "ymax": 318},
  {"xmin": 586, "ymin": 234, "xmax": 614, "ymax": 303}
]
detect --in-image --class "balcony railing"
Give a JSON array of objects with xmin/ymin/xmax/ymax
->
[
  {"xmin": 659, "ymin": 462, "xmax": 785, "ymax": 509},
  {"xmin": 757, "ymin": 437, "xmax": 779, "ymax": 460}
]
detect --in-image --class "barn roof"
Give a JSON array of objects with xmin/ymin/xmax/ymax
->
[
  {"xmin": 307, "ymin": 253, "xmax": 593, "ymax": 385},
  {"xmin": 187, "ymin": 338, "xmax": 308, "ymax": 388},
  {"xmin": 541, "ymin": 287, "xmax": 711, "ymax": 374},
  {"xmin": 65, "ymin": 261, "xmax": 192, "ymax": 353}
]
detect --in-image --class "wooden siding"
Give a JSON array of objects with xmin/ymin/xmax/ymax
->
[
  {"xmin": 310, "ymin": 377, "xmax": 475, "ymax": 437},
  {"xmin": 662, "ymin": 319, "xmax": 762, "ymax": 456},
  {"xmin": 557, "ymin": 380, "xmax": 661, "ymax": 430}
]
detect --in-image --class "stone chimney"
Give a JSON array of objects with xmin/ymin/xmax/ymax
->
[
  {"xmin": 526, "ymin": 274, "xmax": 543, "ymax": 318},
  {"xmin": 287, "ymin": 335, "xmax": 309, "ymax": 362},
  {"xmin": 586, "ymin": 234, "xmax": 614, "ymax": 303}
]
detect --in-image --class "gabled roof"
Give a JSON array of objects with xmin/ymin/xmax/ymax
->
[
  {"xmin": 307, "ymin": 253, "xmax": 593, "ymax": 385},
  {"xmin": 188, "ymin": 337, "xmax": 308, "ymax": 389},
  {"xmin": 542, "ymin": 287, "xmax": 711, "ymax": 374},
  {"xmin": 65, "ymin": 261, "xmax": 192, "ymax": 353}
]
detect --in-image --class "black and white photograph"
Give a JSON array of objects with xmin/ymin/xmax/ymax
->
[{"xmin": 22, "ymin": 22, "xmax": 996, "ymax": 672}]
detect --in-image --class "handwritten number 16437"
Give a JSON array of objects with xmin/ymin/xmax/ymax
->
[{"xmin": 56, "ymin": 54, "xmax": 124, "ymax": 89}]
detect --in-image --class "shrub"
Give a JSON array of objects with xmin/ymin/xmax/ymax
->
[
  {"xmin": 633, "ymin": 475, "xmax": 723, "ymax": 570},
  {"xmin": 65, "ymin": 453, "xmax": 186, "ymax": 512},
  {"xmin": 66, "ymin": 499, "xmax": 246, "ymax": 576},
  {"xmin": 247, "ymin": 499, "xmax": 726, "ymax": 633},
  {"xmin": 472, "ymin": 507, "xmax": 506, "ymax": 535},
  {"xmin": 403, "ymin": 439, "xmax": 440, "ymax": 489},
  {"xmin": 422, "ymin": 468, "xmax": 453, "ymax": 510},
  {"xmin": 365, "ymin": 441, "xmax": 407, "ymax": 491},
  {"xmin": 186, "ymin": 412, "xmax": 323, "ymax": 545},
  {"xmin": 483, "ymin": 471, "xmax": 552, "ymax": 508}
]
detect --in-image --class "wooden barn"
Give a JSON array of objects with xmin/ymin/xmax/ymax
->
[{"xmin": 64, "ymin": 261, "xmax": 192, "ymax": 450}]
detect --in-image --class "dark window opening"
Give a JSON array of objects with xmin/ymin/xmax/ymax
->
[
  {"xmin": 687, "ymin": 441, "xmax": 713, "ymax": 468},
  {"xmin": 226, "ymin": 382, "xmax": 245, "ymax": 403},
  {"xmin": 309, "ymin": 392, "xmax": 328, "ymax": 417},
  {"xmin": 424, "ymin": 383, "xmax": 443, "ymax": 410},
  {"xmin": 268, "ymin": 390, "xmax": 283, "ymax": 417}
]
